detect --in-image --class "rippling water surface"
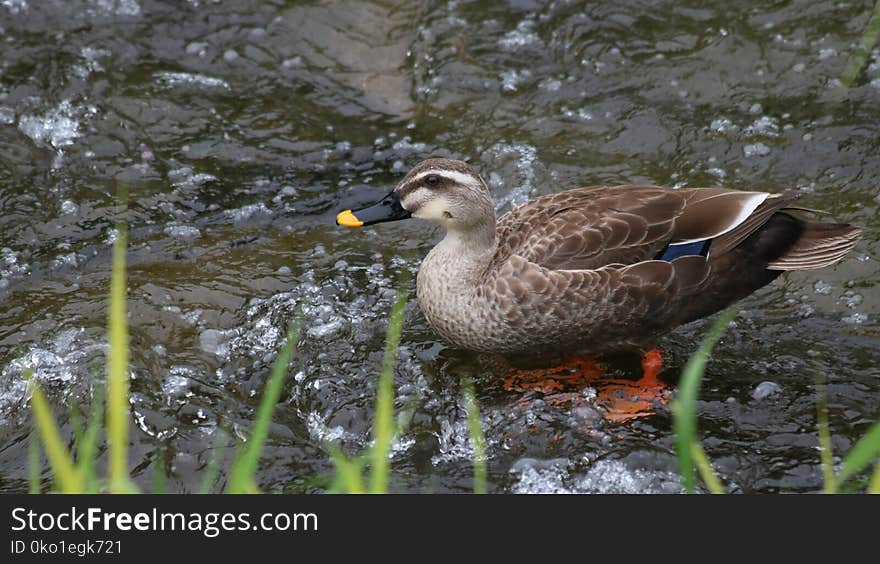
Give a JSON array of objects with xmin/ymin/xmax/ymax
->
[{"xmin": 1, "ymin": 0, "xmax": 878, "ymax": 493}]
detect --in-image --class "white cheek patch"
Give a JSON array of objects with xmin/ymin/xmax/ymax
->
[
  {"xmin": 412, "ymin": 198, "xmax": 449, "ymax": 222},
  {"xmin": 402, "ymin": 187, "xmax": 450, "ymax": 222},
  {"xmin": 401, "ymin": 187, "xmax": 430, "ymax": 213}
]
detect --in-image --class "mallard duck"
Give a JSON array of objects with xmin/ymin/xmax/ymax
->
[{"xmin": 336, "ymin": 158, "xmax": 861, "ymax": 374}]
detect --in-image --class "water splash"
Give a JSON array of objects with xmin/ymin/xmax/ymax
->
[{"xmin": 18, "ymin": 100, "xmax": 86, "ymax": 150}]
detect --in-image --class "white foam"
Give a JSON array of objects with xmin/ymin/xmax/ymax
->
[
  {"xmin": 0, "ymin": 106, "xmax": 14, "ymax": 125},
  {"xmin": 162, "ymin": 368, "xmax": 196, "ymax": 398},
  {"xmin": 499, "ymin": 68, "xmax": 531, "ymax": 92},
  {"xmin": 710, "ymin": 117, "xmax": 737, "ymax": 133},
  {"xmin": 306, "ymin": 411, "xmax": 353, "ymax": 444},
  {"xmin": 483, "ymin": 143, "xmax": 538, "ymax": 208},
  {"xmin": 1, "ymin": 0, "xmax": 28, "ymax": 14},
  {"xmin": 18, "ymin": 100, "xmax": 84, "ymax": 149},
  {"xmin": 510, "ymin": 459, "xmax": 574, "ymax": 494},
  {"xmin": 91, "ymin": 0, "xmax": 141, "ymax": 17},
  {"xmin": 498, "ymin": 20, "xmax": 541, "ymax": 50},
  {"xmin": 813, "ymin": 280, "xmax": 833, "ymax": 295},
  {"xmin": 431, "ymin": 418, "xmax": 484, "ymax": 465},
  {"xmin": 60, "ymin": 200, "xmax": 79, "ymax": 215},
  {"xmin": 163, "ymin": 223, "xmax": 201, "ymax": 240},
  {"xmin": 510, "ymin": 457, "xmax": 683, "ymax": 494},
  {"xmin": 743, "ymin": 142, "xmax": 771, "ymax": 157},
  {"xmin": 224, "ymin": 202, "xmax": 270, "ymax": 223},
  {"xmin": 818, "ymin": 48, "xmax": 837, "ymax": 60},
  {"xmin": 155, "ymin": 71, "xmax": 230, "ymax": 90},
  {"xmin": 169, "ymin": 167, "xmax": 218, "ymax": 189},
  {"xmin": 840, "ymin": 290, "xmax": 863, "ymax": 308},
  {"xmin": 0, "ymin": 328, "xmax": 104, "ymax": 423},
  {"xmin": 842, "ymin": 312, "xmax": 868, "ymax": 324},
  {"xmin": 745, "ymin": 116, "xmax": 780, "ymax": 137},
  {"xmin": 574, "ymin": 460, "xmax": 683, "ymax": 494}
]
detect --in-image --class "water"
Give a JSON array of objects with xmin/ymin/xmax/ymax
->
[{"xmin": 1, "ymin": 0, "xmax": 878, "ymax": 494}]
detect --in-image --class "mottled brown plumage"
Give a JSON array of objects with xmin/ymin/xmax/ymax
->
[{"xmin": 337, "ymin": 158, "xmax": 861, "ymax": 359}]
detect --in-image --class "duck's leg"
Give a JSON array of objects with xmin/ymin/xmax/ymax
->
[
  {"xmin": 594, "ymin": 348, "xmax": 669, "ymax": 423},
  {"xmin": 639, "ymin": 348, "xmax": 664, "ymax": 387}
]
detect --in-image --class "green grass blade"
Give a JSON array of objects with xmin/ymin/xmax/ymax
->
[
  {"xmin": 226, "ymin": 320, "xmax": 301, "ymax": 494},
  {"xmin": 835, "ymin": 420, "xmax": 880, "ymax": 488},
  {"xmin": 692, "ymin": 441, "xmax": 726, "ymax": 494},
  {"xmin": 461, "ymin": 376, "xmax": 487, "ymax": 494},
  {"xmin": 227, "ymin": 448, "xmax": 260, "ymax": 493},
  {"xmin": 369, "ymin": 292, "xmax": 407, "ymax": 494},
  {"xmin": 673, "ymin": 308, "xmax": 736, "ymax": 494},
  {"xmin": 70, "ymin": 404, "xmax": 85, "ymax": 464},
  {"xmin": 814, "ymin": 370, "xmax": 836, "ymax": 493},
  {"xmin": 82, "ymin": 384, "xmax": 104, "ymax": 493},
  {"xmin": 838, "ymin": 0, "xmax": 880, "ymax": 88},
  {"xmin": 152, "ymin": 456, "xmax": 167, "ymax": 494},
  {"xmin": 27, "ymin": 375, "xmax": 82, "ymax": 493},
  {"xmin": 327, "ymin": 444, "xmax": 366, "ymax": 494},
  {"xmin": 28, "ymin": 427, "xmax": 41, "ymax": 494},
  {"xmin": 198, "ymin": 429, "xmax": 228, "ymax": 494},
  {"xmin": 869, "ymin": 463, "xmax": 880, "ymax": 494},
  {"xmin": 106, "ymin": 216, "xmax": 135, "ymax": 493}
]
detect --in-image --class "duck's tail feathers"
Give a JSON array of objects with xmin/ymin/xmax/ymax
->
[{"xmin": 766, "ymin": 222, "xmax": 861, "ymax": 270}]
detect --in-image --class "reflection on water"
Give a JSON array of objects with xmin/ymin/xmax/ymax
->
[{"xmin": 0, "ymin": 0, "xmax": 878, "ymax": 493}]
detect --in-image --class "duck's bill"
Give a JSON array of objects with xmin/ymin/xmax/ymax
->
[{"xmin": 336, "ymin": 191, "xmax": 411, "ymax": 227}]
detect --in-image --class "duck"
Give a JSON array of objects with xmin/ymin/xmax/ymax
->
[{"xmin": 335, "ymin": 158, "xmax": 861, "ymax": 379}]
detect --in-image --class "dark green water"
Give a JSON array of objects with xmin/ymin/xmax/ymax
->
[{"xmin": 0, "ymin": 0, "xmax": 877, "ymax": 493}]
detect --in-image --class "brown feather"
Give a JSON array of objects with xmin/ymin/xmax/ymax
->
[
  {"xmin": 709, "ymin": 192, "xmax": 802, "ymax": 257},
  {"xmin": 767, "ymin": 222, "xmax": 861, "ymax": 270},
  {"xmin": 673, "ymin": 189, "xmax": 769, "ymax": 243}
]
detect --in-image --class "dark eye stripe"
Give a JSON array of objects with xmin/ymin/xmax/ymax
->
[{"xmin": 425, "ymin": 174, "xmax": 440, "ymax": 186}]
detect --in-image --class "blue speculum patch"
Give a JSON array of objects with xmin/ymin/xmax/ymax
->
[{"xmin": 657, "ymin": 239, "xmax": 711, "ymax": 261}]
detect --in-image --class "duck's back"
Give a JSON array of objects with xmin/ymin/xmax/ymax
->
[{"xmin": 469, "ymin": 184, "xmax": 860, "ymax": 356}]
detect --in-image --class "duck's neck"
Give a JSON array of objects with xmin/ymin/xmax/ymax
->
[
  {"xmin": 416, "ymin": 220, "xmax": 497, "ymax": 350},
  {"xmin": 422, "ymin": 220, "xmax": 497, "ymax": 286}
]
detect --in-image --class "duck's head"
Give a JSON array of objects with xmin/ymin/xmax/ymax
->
[{"xmin": 336, "ymin": 158, "xmax": 495, "ymax": 234}]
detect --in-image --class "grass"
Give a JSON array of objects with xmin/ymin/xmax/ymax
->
[
  {"xmin": 27, "ymin": 371, "xmax": 82, "ymax": 493},
  {"xmin": 198, "ymin": 430, "xmax": 229, "ymax": 494},
  {"xmin": 674, "ymin": 310, "xmax": 880, "ymax": 494},
  {"xmin": 227, "ymin": 321, "xmax": 302, "ymax": 493},
  {"xmin": 672, "ymin": 309, "xmax": 737, "ymax": 494},
  {"xmin": 461, "ymin": 376, "xmax": 487, "ymax": 494},
  {"xmin": 25, "ymin": 208, "xmax": 302, "ymax": 494},
  {"xmin": 72, "ymin": 382, "xmax": 104, "ymax": 492},
  {"xmin": 28, "ymin": 427, "xmax": 40, "ymax": 494},
  {"xmin": 870, "ymin": 462, "xmax": 880, "ymax": 493},
  {"xmin": 106, "ymin": 221, "xmax": 135, "ymax": 493},
  {"xmin": 325, "ymin": 293, "xmax": 491, "ymax": 494},
  {"xmin": 831, "ymin": 420, "xmax": 880, "ymax": 492},
  {"xmin": 369, "ymin": 292, "xmax": 407, "ymax": 493},
  {"xmin": 326, "ymin": 291, "xmax": 407, "ymax": 494},
  {"xmin": 838, "ymin": 0, "xmax": 880, "ymax": 89},
  {"xmin": 816, "ymin": 370, "xmax": 837, "ymax": 493}
]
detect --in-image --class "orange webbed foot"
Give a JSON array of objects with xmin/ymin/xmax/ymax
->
[
  {"xmin": 501, "ymin": 351, "xmax": 670, "ymax": 423},
  {"xmin": 503, "ymin": 356, "xmax": 605, "ymax": 394}
]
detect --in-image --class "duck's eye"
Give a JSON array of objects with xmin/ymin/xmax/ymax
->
[{"xmin": 425, "ymin": 174, "xmax": 440, "ymax": 187}]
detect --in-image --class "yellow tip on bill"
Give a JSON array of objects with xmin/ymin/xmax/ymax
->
[{"xmin": 336, "ymin": 209, "xmax": 363, "ymax": 227}]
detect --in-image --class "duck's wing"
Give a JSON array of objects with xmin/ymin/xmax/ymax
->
[{"xmin": 493, "ymin": 184, "xmax": 776, "ymax": 271}]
